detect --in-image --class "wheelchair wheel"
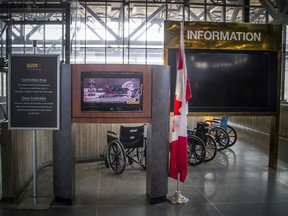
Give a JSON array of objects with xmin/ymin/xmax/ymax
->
[
  {"xmin": 227, "ymin": 125, "xmax": 237, "ymax": 147},
  {"xmin": 137, "ymin": 144, "xmax": 146, "ymax": 169},
  {"xmin": 209, "ymin": 127, "xmax": 229, "ymax": 151},
  {"xmin": 102, "ymin": 145, "xmax": 109, "ymax": 168},
  {"xmin": 187, "ymin": 135, "xmax": 206, "ymax": 166},
  {"xmin": 204, "ymin": 135, "xmax": 217, "ymax": 162},
  {"xmin": 107, "ymin": 140, "xmax": 126, "ymax": 174},
  {"xmin": 104, "ymin": 157, "xmax": 109, "ymax": 168},
  {"xmin": 128, "ymin": 156, "xmax": 134, "ymax": 165}
]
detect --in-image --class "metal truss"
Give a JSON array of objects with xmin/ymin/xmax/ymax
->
[{"xmin": 0, "ymin": 0, "xmax": 284, "ymax": 64}]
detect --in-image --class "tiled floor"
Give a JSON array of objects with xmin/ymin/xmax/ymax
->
[{"xmin": 1, "ymin": 126, "xmax": 288, "ymax": 216}]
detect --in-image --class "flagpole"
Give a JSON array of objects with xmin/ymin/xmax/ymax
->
[
  {"xmin": 167, "ymin": 174, "xmax": 188, "ymax": 204},
  {"xmin": 167, "ymin": 20, "xmax": 190, "ymax": 204},
  {"xmin": 177, "ymin": 173, "xmax": 179, "ymax": 193}
]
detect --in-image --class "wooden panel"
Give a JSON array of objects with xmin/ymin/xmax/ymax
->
[
  {"xmin": 229, "ymin": 116, "xmax": 272, "ymax": 133},
  {"xmin": 228, "ymin": 104, "xmax": 288, "ymax": 138},
  {"xmin": 74, "ymin": 123, "xmax": 143, "ymax": 161},
  {"xmin": 73, "ymin": 117, "xmax": 151, "ymax": 124},
  {"xmin": 1, "ymin": 126, "xmax": 53, "ymax": 200},
  {"xmin": 71, "ymin": 64, "xmax": 152, "ymax": 123},
  {"xmin": 279, "ymin": 105, "xmax": 288, "ymax": 137}
]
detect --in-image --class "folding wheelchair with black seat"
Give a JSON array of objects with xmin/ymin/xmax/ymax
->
[
  {"xmin": 103, "ymin": 124, "xmax": 146, "ymax": 174},
  {"xmin": 206, "ymin": 116, "xmax": 237, "ymax": 147},
  {"xmin": 186, "ymin": 132, "xmax": 206, "ymax": 166},
  {"xmin": 188, "ymin": 121, "xmax": 217, "ymax": 163}
]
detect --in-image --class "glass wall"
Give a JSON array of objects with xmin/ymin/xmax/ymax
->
[
  {"xmin": 70, "ymin": 0, "xmax": 272, "ymax": 65},
  {"xmin": 0, "ymin": 0, "xmax": 272, "ymax": 64},
  {"xmin": 0, "ymin": 0, "xmax": 286, "ymax": 101},
  {"xmin": 8, "ymin": 12, "xmax": 64, "ymax": 56}
]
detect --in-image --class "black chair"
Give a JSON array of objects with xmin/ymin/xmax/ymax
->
[{"xmin": 104, "ymin": 124, "xmax": 146, "ymax": 174}]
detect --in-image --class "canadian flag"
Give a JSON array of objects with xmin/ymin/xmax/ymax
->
[{"xmin": 168, "ymin": 22, "xmax": 192, "ymax": 182}]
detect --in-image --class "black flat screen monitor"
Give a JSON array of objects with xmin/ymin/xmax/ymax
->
[
  {"xmin": 168, "ymin": 49, "xmax": 278, "ymax": 112},
  {"xmin": 81, "ymin": 71, "xmax": 143, "ymax": 112}
]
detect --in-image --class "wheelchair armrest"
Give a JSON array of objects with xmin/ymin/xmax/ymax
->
[
  {"xmin": 204, "ymin": 119, "xmax": 220, "ymax": 127},
  {"xmin": 107, "ymin": 130, "xmax": 119, "ymax": 142},
  {"xmin": 205, "ymin": 119, "xmax": 219, "ymax": 124},
  {"xmin": 212, "ymin": 118, "xmax": 221, "ymax": 122},
  {"xmin": 107, "ymin": 130, "xmax": 118, "ymax": 136},
  {"xmin": 187, "ymin": 128, "xmax": 196, "ymax": 136}
]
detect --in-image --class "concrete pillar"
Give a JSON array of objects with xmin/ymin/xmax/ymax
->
[
  {"xmin": 53, "ymin": 64, "xmax": 75, "ymax": 205},
  {"xmin": 146, "ymin": 65, "xmax": 170, "ymax": 204}
]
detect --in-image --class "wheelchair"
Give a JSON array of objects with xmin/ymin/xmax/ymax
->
[
  {"xmin": 212, "ymin": 116, "xmax": 237, "ymax": 147},
  {"xmin": 103, "ymin": 124, "xmax": 146, "ymax": 174},
  {"xmin": 204, "ymin": 118, "xmax": 230, "ymax": 151},
  {"xmin": 186, "ymin": 131, "xmax": 206, "ymax": 166},
  {"xmin": 188, "ymin": 121, "xmax": 217, "ymax": 163},
  {"xmin": 209, "ymin": 116, "xmax": 237, "ymax": 147}
]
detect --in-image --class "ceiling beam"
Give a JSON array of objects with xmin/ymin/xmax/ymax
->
[{"xmin": 80, "ymin": 2, "xmax": 121, "ymax": 41}]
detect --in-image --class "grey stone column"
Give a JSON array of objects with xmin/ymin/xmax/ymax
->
[
  {"xmin": 146, "ymin": 65, "xmax": 170, "ymax": 204},
  {"xmin": 53, "ymin": 64, "xmax": 75, "ymax": 205},
  {"xmin": 0, "ymin": 121, "xmax": 15, "ymax": 200}
]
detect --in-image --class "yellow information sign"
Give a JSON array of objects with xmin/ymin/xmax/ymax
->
[{"xmin": 164, "ymin": 21, "xmax": 282, "ymax": 64}]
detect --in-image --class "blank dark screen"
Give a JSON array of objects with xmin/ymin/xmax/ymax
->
[{"xmin": 168, "ymin": 49, "xmax": 278, "ymax": 112}]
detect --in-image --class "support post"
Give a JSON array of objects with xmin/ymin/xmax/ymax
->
[
  {"xmin": 269, "ymin": 115, "xmax": 279, "ymax": 169},
  {"xmin": 17, "ymin": 130, "xmax": 53, "ymax": 210},
  {"xmin": 32, "ymin": 130, "xmax": 38, "ymax": 205}
]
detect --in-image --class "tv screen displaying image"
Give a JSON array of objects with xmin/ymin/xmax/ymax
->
[
  {"xmin": 168, "ymin": 49, "xmax": 278, "ymax": 112},
  {"xmin": 81, "ymin": 71, "xmax": 143, "ymax": 112}
]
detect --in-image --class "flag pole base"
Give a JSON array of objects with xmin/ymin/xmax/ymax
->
[{"xmin": 167, "ymin": 191, "xmax": 188, "ymax": 204}]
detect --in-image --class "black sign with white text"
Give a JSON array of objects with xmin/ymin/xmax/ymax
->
[{"xmin": 8, "ymin": 55, "xmax": 60, "ymax": 129}]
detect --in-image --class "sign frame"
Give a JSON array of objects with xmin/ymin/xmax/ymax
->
[
  {"xmin": 8, "ymin": 54, "xmax": 60, "ymax": 130},
  {"xmin": 164, "ymin": 21, "xmax": 282, "ymax": 115}
]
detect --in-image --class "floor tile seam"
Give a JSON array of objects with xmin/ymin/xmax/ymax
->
[
  {"xmin": 95, "ymin": 203, "xmax": 219, "ymax": 208},
  {"xmin": 195, "ymin": 157, "xmax": 265, "ymax": 171},
  {"xmin": 186, "ymin": 177, "xmax": 225, "ymax": 216},
  {"xmin": 188, "ymin": 168, "xmax": 262, "ymax": 181},
  {"xmin": 211, "ymin": 200, "xmax": 288, "ymax": 205},
  {"xmin": 270, "ymin": 177, "xmax": 288, "ymax": 186},
  {"xmin": 92, "ymin": 203, "xmax": 149, "ymax": 208},
  {"xmin": 227, "ymin": 157, "xmax": 271, "ymax": 173},
  {"xmin": 95, "ymin": 164, "xmax": 101, "ymax": 216},
  {"xmin": 262, "ymin": 169, "xmax": 288, "ymax": 186},
  {"xmin": 49, "ymin": 205, "xmax": 97, "ymax": 209}
]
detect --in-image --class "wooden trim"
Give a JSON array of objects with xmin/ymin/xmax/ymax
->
[
  {"xmin": 71, "ymin": 64, "xmax": 152, "ymax": 123},
  {"xmin": 72, "ymin": 117, "xmax": 151, "ymax": 124}
]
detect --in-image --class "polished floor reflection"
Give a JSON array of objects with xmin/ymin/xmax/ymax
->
[{"xmin": 1, "ymin": 126, "xmax": 288, "ymax": 216}]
